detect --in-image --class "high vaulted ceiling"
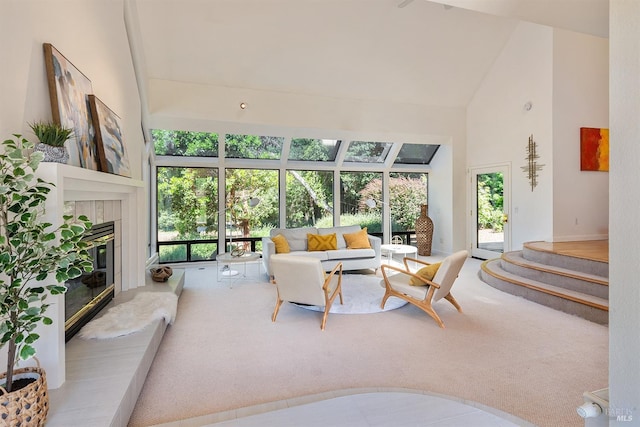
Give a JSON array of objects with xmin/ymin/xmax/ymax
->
[{"xmin": 131, "ymin": 0, "xmax": 608, "ymax": 110}]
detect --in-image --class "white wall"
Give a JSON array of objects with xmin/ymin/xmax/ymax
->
[
  {"xmin": 610, "ymin": 0, "xmax": 640, "ymax": 420},
  {"xmin": 552, "ymin": 29, "xmax": 609, "ymax": 242},
  {"xmin": 0, "ymin": 0, "xmax": 143, "ymax": 180},
  {"xmin": 467, "ymin": 22, "xmax": 554, "ymax": 250}
]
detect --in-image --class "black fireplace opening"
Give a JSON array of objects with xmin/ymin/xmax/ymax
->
[{"xmin": 64, "ymin": 221, "xmax": 115, "ymax": 342}]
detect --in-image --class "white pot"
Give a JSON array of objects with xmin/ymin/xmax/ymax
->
[{"xmin": 34, "ymin": 143, "xmax": 69, "ymax": 164}]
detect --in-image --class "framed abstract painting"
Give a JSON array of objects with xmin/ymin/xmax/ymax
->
[
  {"xmin": 580, "ymin": 127, "xmax": 609, "ymax": 171},
  {"xmin": 43, "ymin": 43, "xmax": 100, "ymax": 170},
  {"xmin": 88, "ymin": 95, "xmax": 131, "ymax": 177}
]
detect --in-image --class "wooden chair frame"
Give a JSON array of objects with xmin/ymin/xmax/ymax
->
[
  {"xmin": 380, "ymin": 257, "xmax": 462, "ymax": 328},
  {"xmin": 272, "ymin": 261, "xmax": 344, "ymax": 330}
]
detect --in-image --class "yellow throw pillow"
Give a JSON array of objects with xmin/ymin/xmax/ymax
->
[
  {"xmin": 409, "ymin": 262, "xmax": 442, "ymax": 286},
  {"xmin": 343, "ymin": 227, "xmax": 371, "ymax": 249},
  {"xmin": 272, "ymin": 234, "xmax": 291, "ymax": 253},
  {"xmin": 307, "ymin": 233, "xmax": 337, "ymax": 251}
]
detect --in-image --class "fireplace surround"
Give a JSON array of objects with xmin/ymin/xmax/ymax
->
[{"xmin": 29, "ymin": 162, "xmax": 146, "ymax": 389}]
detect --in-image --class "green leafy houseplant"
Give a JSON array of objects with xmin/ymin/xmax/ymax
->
[
  {"xmin": 0, "ymin": 134, "xmax": 93, "ymax": 392},
  {"xmin": 28, "ymin": 121, "xmax": 73, "ymax": 147}
]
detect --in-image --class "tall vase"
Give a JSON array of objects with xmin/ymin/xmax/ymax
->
[{"xmin": 415, "ymin": 204, "xmax": 433, "ymax": 256}]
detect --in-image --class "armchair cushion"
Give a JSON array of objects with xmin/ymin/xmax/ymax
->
[
  {"xmin": 272, "ymin": 234, "xmax": 291, "ymax": 253},
  {"xmin": 307, "ymin": 233, "xmax": 338, "ymax": 251},
  {"xmin": 409, "ymin": 262, "xmax": 441, "ymax": 286},
  {"xmin": 343, "ymin": 227, "xmax": 371, "ymax": 249}
]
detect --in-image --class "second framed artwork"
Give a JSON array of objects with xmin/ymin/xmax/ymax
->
[{"xmin": 88, "ymin": 95, "xmax": 131, "ymax": 177}]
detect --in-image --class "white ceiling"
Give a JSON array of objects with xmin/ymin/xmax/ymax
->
[{"xmin": 132, "ymin": 0, "xmax": 608, "ymax": 109}]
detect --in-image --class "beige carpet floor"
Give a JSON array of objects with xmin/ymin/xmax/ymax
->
[{"xmin": 128, "ymin": 257, "xmax": 608, "ymax": 427}]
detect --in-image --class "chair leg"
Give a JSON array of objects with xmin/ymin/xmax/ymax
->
[
  {"xmin": 385, "ymin": 287, "xmax": 446, "ymax": 328},
  {"xmin": 320, "ymin": 306, "xmax": 330, "ymax": 330},
  {"xmin": 272, "ymin": 299, "xmax": 283, "ymax": 322},
  {"xmin": 422, "ymin": 303, "xmax": 445, "ymax": 329},
  {"xmin": 444, "ymin": 293, "xmax": 462, "ymax": 312},
  {"xmin": 380, "ymin": 288, "xmax": 392, "ymax": 309}
]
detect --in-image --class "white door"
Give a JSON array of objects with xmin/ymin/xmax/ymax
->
[{"xmin": 470, "ymin": 165, "xmax": 510, "ymax": 259}]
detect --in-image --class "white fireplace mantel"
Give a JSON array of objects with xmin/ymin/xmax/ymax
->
[{"xmin": 33, "ymin": 162, "xmax": 146, "ymax": 389}]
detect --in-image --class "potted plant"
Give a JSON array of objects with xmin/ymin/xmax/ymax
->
[
  {"xmin": 28, "ymin": 120, "xmax": 73, "ymax": 164},
  {"xmin": 0, "ymin": 134, "xmax": 93, "ymax": 423}
]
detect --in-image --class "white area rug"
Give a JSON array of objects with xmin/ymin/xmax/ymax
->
[
  {"xmin": 296, "ymin": 274, "xmax": 407, "ymax": 314},
  {"xmin": 78, "ymin": 292, "xmax": 178, "ymax": 339}
]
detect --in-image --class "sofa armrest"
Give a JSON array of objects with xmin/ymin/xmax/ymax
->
[
  {"xmin": 262, "ymin": 237, "xmax": 276, "ymax": 277},
  {"xmin": 368, "ymin": 234, "xmax": 382, "ymax": 264}
]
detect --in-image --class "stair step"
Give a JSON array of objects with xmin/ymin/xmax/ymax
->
[
  {"xmin": 501, "ymin": 251, "xmax": 608, "ymax": 300},
  {"xmin": 523, "ymin": 242, "xmax": 608, "ymax": 278},
  {"xmin": 480, "ymin": 259, "xmax": 608, "ymax": 324}
]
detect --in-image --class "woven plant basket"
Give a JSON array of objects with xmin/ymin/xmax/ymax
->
[
  {"xmin": 415, "ymin": 204, "xmax": 434, "ymax": 256},
  {"xmin": 0, "ymin": 363, "xmax": 49, "ymax": 426}
]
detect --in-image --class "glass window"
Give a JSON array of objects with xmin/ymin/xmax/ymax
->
[
  {"xmin": 152, "ymin": 129, "xmax": 218, "ymax": 157},
  {"xmin": 286, "ymin": 170, "xmax": 334, "ymax": 228},
  {"xmin": 288, "ymin": 138, "xmax": 341, "ymax": 162},
  {"xmin": 225, "ymin": 134, "xmax": 283, "ymax": 159},
  {"xmin": 159, "ymin": 244, "xmax": 187, "ymax": 263},
  {"xmin": 340, "ymin": 171, "xmax": 382, "ymax": 231},
  {"xmin": 394, "ymin": 143, "xmax": 440, "ymax": 165},
  {"xmin": 344, "ymin": 141, "xmax": 393, "ymax": 163},
  {"xmin": 388, "ymin": 172, "xmax": 428, "ymax": 242},
  {"xmin": 225, "ymin": 169, "xmax": 279, "ymax": 251},
  {"xmin": 157, "ymin": 167, "xmax": 218, "ymax": 262}
]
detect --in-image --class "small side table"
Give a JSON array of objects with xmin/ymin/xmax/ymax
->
[
  {"xmin": 217, "ymin": 251, "xmax": 261, "ymax": 284},
  {"xmin": 380, "ymin": 244, "xmax": 418, "ymax": 265}
]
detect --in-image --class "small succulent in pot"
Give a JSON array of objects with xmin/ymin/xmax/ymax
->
[
  {"xmin": 28, "ymin": 121, "xmax": 73, "ymax": 163},
  {"xmin": 28, "ymin": 121, "xmax": 73, "ymax": 147}
]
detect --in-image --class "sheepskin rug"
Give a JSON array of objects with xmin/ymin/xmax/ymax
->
[{"xmin": 78, "ymin": 292, "xmax": 178, "ymax": 339}]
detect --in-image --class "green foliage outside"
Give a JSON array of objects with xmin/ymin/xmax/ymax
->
[
  {"xmin": 477, "ymin": 172, "xmax": 504, "ymax": 232},
  {"xmin": 286, "ymin": 170, "xmax": 333, "ymax": 228},
  {"xmin": 153, "ymin": 129, "xmax": 218, "ymax": 156},
  {"xmin": 361, "ymin": 175, "xmax": 427, "ymax": 231},
  {"xmin": 157, "ymin": 167, "xmax": 218, "ymax": 241},
  {"xmin": 226, "ymin": 134, "xmax": 283, "ymax": 160}
]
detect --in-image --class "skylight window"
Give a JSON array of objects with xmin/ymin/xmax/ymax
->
[
  {"xmin": 288, "ymin": 138, "xmax": 341, "ymax": 162},
  {"xmin": 225, "ymin": 134, "xmax": 283, "ymax": 159},
  {"xmin": 152, "ymin": 129, "xmax": 218, "ymax": 157},
  {"xmin": 394, "ymin": 143, "xmax": 440, "ymax": 165},
  {"xmin": 344, "ymin": 141, "xmax": 393, "ymax": 163}
]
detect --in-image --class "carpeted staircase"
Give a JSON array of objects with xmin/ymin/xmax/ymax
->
[{"xmin": 479, "ymin": 242, "xmax": 608, "ymax": 324}]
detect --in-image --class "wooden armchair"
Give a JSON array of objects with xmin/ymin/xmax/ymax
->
[
  {"xmin": 380, "ymin": 250, "xmax": 468, "ymax": 328},
  {"xmin": 271, "ymin": 255, "xmax": 343, "ymax": 330}
]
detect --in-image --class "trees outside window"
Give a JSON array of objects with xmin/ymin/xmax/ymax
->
[
  {"xmin": 226, "ymin": 134, "xmax": 283, "ymax": 159},
  {"xmin": 152, "ymin": 129, "xmax": 218, "ymax": 156},
  {"xmin": 339, "ymin": 171, "xmax": 382, "ymax": 231},
  {"xmin": 477, "ymin": 172, "xmax": 504, "ymax": 232},
  {"xmin": 157, "ymin": 167, "xmax": 218, "ymax": 262},
  {"xmin": 225, "ymin": 168, "xmax": 279, "ymax": 247},
  {"xmin": 286, "ymin": 170, "xmax": 333, "ymax": 228}
]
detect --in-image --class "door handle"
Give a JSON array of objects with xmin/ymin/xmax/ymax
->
[{"xmin": 502, "ymin": 214, "xmax": 508, "ymax": 223}]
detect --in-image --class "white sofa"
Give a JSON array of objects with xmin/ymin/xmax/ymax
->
[{"xmin": 262, "ymin": 225, "xmax": 381, "ymax": 277}]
